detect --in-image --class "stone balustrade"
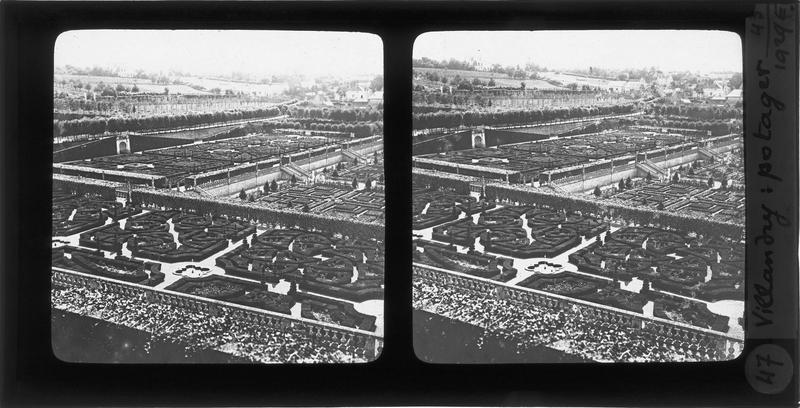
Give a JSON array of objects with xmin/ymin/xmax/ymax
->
[
  {"xmin": 413, "ymin": 262, "xmax": 741, "ymax": 355},
  {"xmin": 52, "ymin": 267, "xmax": 381, "ymax": 359}
]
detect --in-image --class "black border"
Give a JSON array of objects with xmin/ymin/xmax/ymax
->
[{"xmin": 2, "ymin": 1, "xmax": 797, "ymax": 406}]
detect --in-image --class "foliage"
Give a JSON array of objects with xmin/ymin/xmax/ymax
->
[
  {"xmin": 413, "ymin": 104, "xmax": 635, "ymax": 130},
  {"xmin": 55, "ymin": 106, "xmax": 282, "ymax": 137},
  {"xmin": 130, "ymin": 189, "xmax": 385, "ymax": 240},
  {"xmin": 484, "ymin": 183, "xmax": 743, "ymax": 238}
]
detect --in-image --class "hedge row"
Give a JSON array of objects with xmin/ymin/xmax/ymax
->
[
  {"xmin": 411, "ymin": 168, "xmax": 473, "ymax": 194},
  {"xmin": 413, "ymin": 103, "xmax": 636, "ymax": 130},
  {"xmin": 53, "ymin": 174, "xmax": 120, "ymax": 200},
  {"xmin": 631, "ymin": 117, "xmax": 740, "ymax": 136},
  {"xmin": 484, "ymin": 183, "xmax": 744, "ymax": 239},
  {"xmin": 54, "ymin": 107, "xmax": 283, "ymax": 137},
  {"xmin": 413, "ymin": 158, "xmax": 514, "ymax": 182},
  {"xmin": 130, "ymin": 189, "xmax": 385, "ymax": 241},
  {"xmin": 648, "ymin": 104, "xmax": 742, "ymax": 121}
]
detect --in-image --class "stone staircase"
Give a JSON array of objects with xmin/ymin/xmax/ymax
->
[
  {"xmin": 341, "ymin": 148, "xmax": 368, "ymax": 163},
  {"xmin": 636, "ymin": 159, "xmax": 667, "ymax": 179},
  {"xmin": 281, "ymin": 163, "xmax": 311, "ymax": 181}
]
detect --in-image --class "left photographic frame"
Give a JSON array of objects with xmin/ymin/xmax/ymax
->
[{"xmin": 51, "ymin": 29, "xmax": 385, "ymax": 364}]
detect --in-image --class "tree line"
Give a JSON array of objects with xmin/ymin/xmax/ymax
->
[
  {"xmin": 629, "ymin": 117, "xmax": 740, "ymax": 136},
  {"xmin": 648, "ymin": 104, "xmax": 742, "ymax": 121},
  {"xmin": 287, "ymin": 106, "xmax": 382, "ymax": 122},
  {"xmin": 209, "ymin": 118, "xmax": 382, "ymax": 141},
  {"xmin": 413, "ymin": 104, "xmax": 636, "ymax": 130},
  {"xmin": 54, "ymin": 107, "xmax": 283, "ymax": 137}
]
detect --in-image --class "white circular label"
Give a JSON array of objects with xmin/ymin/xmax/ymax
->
[{"xmin": 745, "ymin": 343, "xmax": 794, "ymax": 395}]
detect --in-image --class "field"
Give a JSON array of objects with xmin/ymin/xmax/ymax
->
[
  {"xmin": 181, "ymin": 76, "xmax": 289, "ymax": 96},
  {"xmin": 414, "ymin": 67, "xmax": 565, "ymax": 90},
  {"xmin": 55, "ymin": 74, "xmax": 210, "ymax": 95},
  {"xmin": 55, "ymin": 74, "xmax": 290, "ymax": 96},
  {"xmin": 539, "ymin": 72, "xmax": 645, "ymax": 91}
]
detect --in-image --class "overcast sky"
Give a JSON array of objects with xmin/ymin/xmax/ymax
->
[
  {"xmin": 414, "ymin": 30, "xmax": 741, "ymax": 73},
  {"xmin": 55, "ymin": 30, "xmax": 383, "ymax": 78}
]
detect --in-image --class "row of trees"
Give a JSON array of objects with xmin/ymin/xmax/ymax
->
[
  {"xmin": 54, "ymin": 107, "xmax": 283, "ymax": 137},
  {"xmin": 411, "ymin": 168, "xmax": 473, "ymax": 195},
  {"xmin": 648, "ymin": 104, "xmax": 742, "ymax": 121},
  {"xmin": 413, "ymin": 58, "xmax": 546, "ymax": 79},
  {"xmin": 53, "ymin": 174, "xmax": 119, "ymax": 201},
  {"xmin": 629, "ymin": 117, "xmax": 739, "ymax": 136},
  {"xmin": 413, "ymin": 104, "xmax": 636, "ymax": 130},
  {"xmin": 413, "ymin": 58, "xmax": 478, "ymax": 71},
  {"xmin": 263, "ymin": 120, "xmax": 381, "ymax": 137},
  {"xmin": 412, "ymin": 88, "xmax": 610, "ymax": 106},
  {"xmin": 53, "ymin": 94, "xmax": 286, "ymax": 114},
  {"xmin": 287, "ymin": 107, "xmax": 382, "ymax": 122}
]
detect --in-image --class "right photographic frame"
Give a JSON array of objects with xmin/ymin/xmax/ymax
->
[{"xmin": 411, "ymin": 30, "xmax": 745, "ymax": 363}]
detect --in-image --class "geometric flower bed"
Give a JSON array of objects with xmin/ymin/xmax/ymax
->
[
  {"xmin": 61, "ymin": 133, "xmax": 336, "ymax": 180},
  {"xmin": 650, "ymin": 293, "xmax": 730, "ymax": 333},
  {"xmin": 312, "ymin": 189, "xmax": 385, "ymax": 223},
  {"xmin": 569, "ymin": 226, "xmax": 744, "ymax": 301},
  {"xmin": 164, "ymin": 275, "xmax": 295, "ymax": 315},
  {"xmin": 413, "ymin": 239, "xmax": 517, "ymax": 282},
  {"xmin": 433, "ymin": 205, "xmax": 606, "ymax": 258},
  {"xmin": 412, "ymin": 184, "xmax": 495, "ymax": 230},
  {"xmin": 257, "ymin": 185, "xmax": 385, "ymax": 223},
  {"xmin": 152, "ymin": 133, "xmax": 332, "ymax": 164},
  {"xmin": 52, "ymin": 189, "xmax": 142, "ymax": 236},
  {"xmin": 79, "ymin": 210, "xmax": 179, "ymax": 252},
  {"xmin": 299, "ymin": 293, "xmax": 376, "ymax": 332},
  {"xmin": 62, "ymin": 152, "xmax": 228, "ymax": 179},
  {"xmin": 416, "ymin": 130, "xmax": 685, "ymax": 175},
  {"xmin": 517, "ymin": 271, "xmax": 647, "ymax": 313},
  {"xmin": 215, "ymin": 229, "xmax": 317, "ymax": 283},
  {"xmin": 610, "ymin": 181, "xmax": 744, "ymax": 224},
  {"xmin": 52, "ymin": 246, "xmax": 165, "ymax": 287},
  {"xmin": 79, "ymin": 210, "xmax": 256, "ymax": 262},
  {"xmin": 579, "ymin": 286, "xmax": 650, "ymax": 314},
  {"xmin": 517, "ymin": 271, "xmax": 606, "ymax": 297},
  {"xmin": 217, "ymin": 228, "xmax": 385, "ymax": 302}
]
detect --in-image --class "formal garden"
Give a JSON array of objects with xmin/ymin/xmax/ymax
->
[
  {"xmin": 609, "ymin": 180, "xmax": 744, "ymax": 224},
  {"xmin": 413, "ymin": 240, "xmax": 517, "ymax": 282},
  {"xmin": 415, "ymin": 129, "xmax": 687, "ymax": 177},
  {"xmin": 53, "ymin": 188, "xmax": 142, "ymax": 236},
  {"xmin": 412, "ymin": 183, "xmax": 495, "ymax": 229},
  {"xmin": 431, "ymin": 205, "xmax": 607, "ymax": 258},
  {"xmin": 53, "ymin": 246, "xmax": 165, "ymax": 287},
  {"xmin": 217, "ymin": 228, "xmax": 385, "ymax": 302},
  {"xmin": 255, "ymin": 184, "xmax": 385, "ymax": 223}
]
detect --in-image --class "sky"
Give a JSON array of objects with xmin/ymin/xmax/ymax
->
[
  {"xmin": 55, "ymin": 30, "xmax": 383, "ymax": 78},
  {"xmin": 414, "ymin": 30, "xmax": 742, "ymax": 73}
]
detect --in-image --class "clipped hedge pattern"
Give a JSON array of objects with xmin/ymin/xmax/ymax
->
[{"xmin": 130, "ymin": 189, "xmax": 384, "ymax": 240}]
